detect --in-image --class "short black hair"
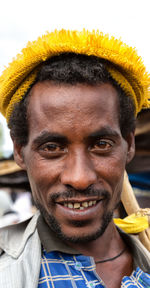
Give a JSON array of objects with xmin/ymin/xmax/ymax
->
[{"xmin": 9, "ymin": 53, "xmax": 136, "ymax": 145}]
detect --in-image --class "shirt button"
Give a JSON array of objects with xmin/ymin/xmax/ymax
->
[
  {"xmin": 86, "ymin": 281, "xmax": 96, "ymax": 288},
  {"xmin": 74, "ymin": 261, "xmax": 83, "ymax": 270}
]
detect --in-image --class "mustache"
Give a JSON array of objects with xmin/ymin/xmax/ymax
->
[{"xmin": 50, "ymin": 185, "xmax": 110, "ymax": 202}]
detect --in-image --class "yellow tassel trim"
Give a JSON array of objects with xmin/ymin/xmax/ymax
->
[
  {"xmin": 114, "ymin": 208, "xmax": 150, "ymax": 234},
  {"xmin": 107, "ymin": 66, "xmax": 139, "ymax": 113},
  {"xmin": 6, "ymin": 69, "xmax": 39, "ymax": 120},
  {"xmin": 0, "ymin": 29, "xmax": 150, "ymax": 121}
]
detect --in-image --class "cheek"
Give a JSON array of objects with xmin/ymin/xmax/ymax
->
[
  {"xmin": 94, "ymin": 153, "xmax": 126, "ymax": 190},
  {"xmin": 25, "ymin": 157, "xmax": 63, "ymax": 205}
]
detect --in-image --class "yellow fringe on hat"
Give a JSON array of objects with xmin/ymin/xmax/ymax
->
[{"xmin": 0, "ymin": 29, "xmax": 150, "ymax": 121}]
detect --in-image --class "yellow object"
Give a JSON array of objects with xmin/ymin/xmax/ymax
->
[
  {"xmin": 0, "ymin": 160, "xmax": 21, "ymax": 175},
  {"xmin": 114, "ymin": 213, "xmax": 149, "ymax": 234},
  {"xmin": 0, "ymin": 29, "xmax": 150, "ymax": 121}
]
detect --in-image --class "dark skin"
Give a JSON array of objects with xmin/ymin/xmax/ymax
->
[
  {"xmin": 96, "ymin": 252, "xmax": 133, "ymax": 288},
  {"xmin": 13, "ymin": 82, "xmax": 135, "ymax": 288}
]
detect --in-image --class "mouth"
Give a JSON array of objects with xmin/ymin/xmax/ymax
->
[
  {"xmin": 53, "ymin": 196, "xmax": 106, "ymax": 223},
  {"xmin": 56, "ymin": 198, "xmax": 103, "ymax": 211}
]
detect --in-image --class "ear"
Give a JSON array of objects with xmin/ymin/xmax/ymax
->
[
  {"xmin": 13, "ymin": 140, "xmax": 27, "ymax": 170},
  {"xmin": 125, "ymin": 132, "xmax": 135, "ymax": 164}
]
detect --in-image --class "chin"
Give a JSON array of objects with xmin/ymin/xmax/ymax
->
[{"xmin": 37, "ymin": 200, "xmax": 113, "ymax": 244}]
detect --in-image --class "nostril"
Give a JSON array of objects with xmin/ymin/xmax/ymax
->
[
  {"xmin": 65, "ymin": 183, "xmax": 94, "ymax": 193},
  {"xmin": 61, "ymin": 173, "xmax": 97, "ymax": 190}
]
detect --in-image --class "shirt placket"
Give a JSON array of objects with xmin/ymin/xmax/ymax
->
[{"xmin": 73, "ymin": 255, "xmax": 106, "ymax": 288}]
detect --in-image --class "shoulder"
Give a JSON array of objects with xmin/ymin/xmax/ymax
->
[
  {"xmin": 0, "ymin": 212, "xmax": 41, "ymax": 288},
  {"xmin": 0, "ymin": 211, "xmax": 40, "ymax": 258},
  {"xmin": 120, "ymin": 229, "xmax": 150, "ymax": 272}
]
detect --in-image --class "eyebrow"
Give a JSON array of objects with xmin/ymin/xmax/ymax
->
[
  {"xmin": 32, "ymin": 127, "xmax": 120, "ymax": 147},
  {"xmin": 88, "ymin": 127, "xmax": 120, "ymax": 140},
  {"xmin": 32, "ymin": 131, "xmax": 68, "ymax": 147}
]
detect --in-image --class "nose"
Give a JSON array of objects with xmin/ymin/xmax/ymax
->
[{"xmin": 61, "ymin": 150, "xmax": 97, "ymax": 190}]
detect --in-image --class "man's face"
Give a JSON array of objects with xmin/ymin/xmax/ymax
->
[{"xmin": 14, "ymin": 82, "xmax": 134, "ymax": 243}]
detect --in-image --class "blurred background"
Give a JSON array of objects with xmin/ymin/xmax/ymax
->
[{"xmin": 0, "ymin": 0, "xmax": 150, "ymax": 225}]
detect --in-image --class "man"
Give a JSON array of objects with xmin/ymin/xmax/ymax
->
[{"xmin": 0, "ymin": 30, "xmax": 150, "ymax": 288}]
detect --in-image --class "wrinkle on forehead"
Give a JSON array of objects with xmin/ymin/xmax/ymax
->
[{"xmin": 27, "ymin": 82, "xmax": 120, "ymax": 136}]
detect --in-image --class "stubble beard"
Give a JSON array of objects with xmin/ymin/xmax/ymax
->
[{"xmin": 35, "ymin": 200, "xmax": 114, "ymax": 244}]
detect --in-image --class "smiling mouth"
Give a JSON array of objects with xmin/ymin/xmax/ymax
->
[{"xmin": 57, "ymin": 199, "xmax": 102, "ymax": 210}]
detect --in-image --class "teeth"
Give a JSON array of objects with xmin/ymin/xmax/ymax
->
[
  {"xmin": 64, "ymin": 200, "xmax": 98, "ymax": 209},
  {"xmin": 68, "ymin": 203, "xmax": 73, "ymax": 208},
  {"xmin": 74, "ymin": 203, "xmax": 80, "ymax": 209},
  {"xmin": 82, "ymin": 201, "xmax": 88, "ymax": 208}
]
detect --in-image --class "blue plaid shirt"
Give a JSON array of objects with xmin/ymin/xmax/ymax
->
[{"xmin": 38, "ymin": 250, "xmax": 150, "ymax": 288}]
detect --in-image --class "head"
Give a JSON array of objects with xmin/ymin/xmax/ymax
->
[{"xmin": 9, "ymin": 53, "xmax": 135, "ymax": 243}]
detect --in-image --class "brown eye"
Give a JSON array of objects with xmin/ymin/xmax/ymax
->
[
  {"xmin": 43, "ymin": 143, "xmax": 62, "ymax": 152},
  {"xmin": 95, "ymin": 140, "xmax": 111, "ymax": 149},
  {"xmin": 39, "ymin": 143, "xmax": 67, "ymax": 157},
  {"xmin": 90, "ymin": 139, "xmax": 114, "ymax": 153}
]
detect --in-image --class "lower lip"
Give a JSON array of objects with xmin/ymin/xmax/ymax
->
[{"xmin": 56, "ymin": 200, "xmax": 104, "ymax": 221}]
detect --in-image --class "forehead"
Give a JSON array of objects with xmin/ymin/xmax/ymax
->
[{"xmin": 27, "ymin": 81, "xmax": 120, "ymax": 137}]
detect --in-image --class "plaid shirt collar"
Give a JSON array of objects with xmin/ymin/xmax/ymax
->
[
  {"xmin": 37, "ymin": 214, "xmax": 150, "ymax": 273},
  {"xmin": 38, "ymin": 249, "xmax": 150, "ymax": 288}
]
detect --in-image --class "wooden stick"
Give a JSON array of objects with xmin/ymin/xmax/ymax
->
[{"xmin": 121, "ymin": 171, "xmax": 150, "ymax": 251}]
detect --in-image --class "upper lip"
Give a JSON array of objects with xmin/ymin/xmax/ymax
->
[{"xmin": 56, "ymin": 196, "xmax": 104, "ymax": 204}]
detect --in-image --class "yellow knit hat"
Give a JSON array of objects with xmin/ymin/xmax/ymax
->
[{"xmin": 0, "ymin": 29, "xmax": 150, "ymax": 121}]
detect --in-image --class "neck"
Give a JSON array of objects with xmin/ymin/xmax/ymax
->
[{"xmin": 66, "ymin": 222, "xmax": 125, "ymax": 261}]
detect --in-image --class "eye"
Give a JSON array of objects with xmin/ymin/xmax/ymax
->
[
  {"xmin": 90, "ymin": 139, "xmax": 114, "ymax": 153},
  {"xmin": 42, "ymin": 143, "xmax": 63, "ymax": 152},
  {"xmin": 39, "ymin": 142, "xmax": 67, "ymax": 157}
]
